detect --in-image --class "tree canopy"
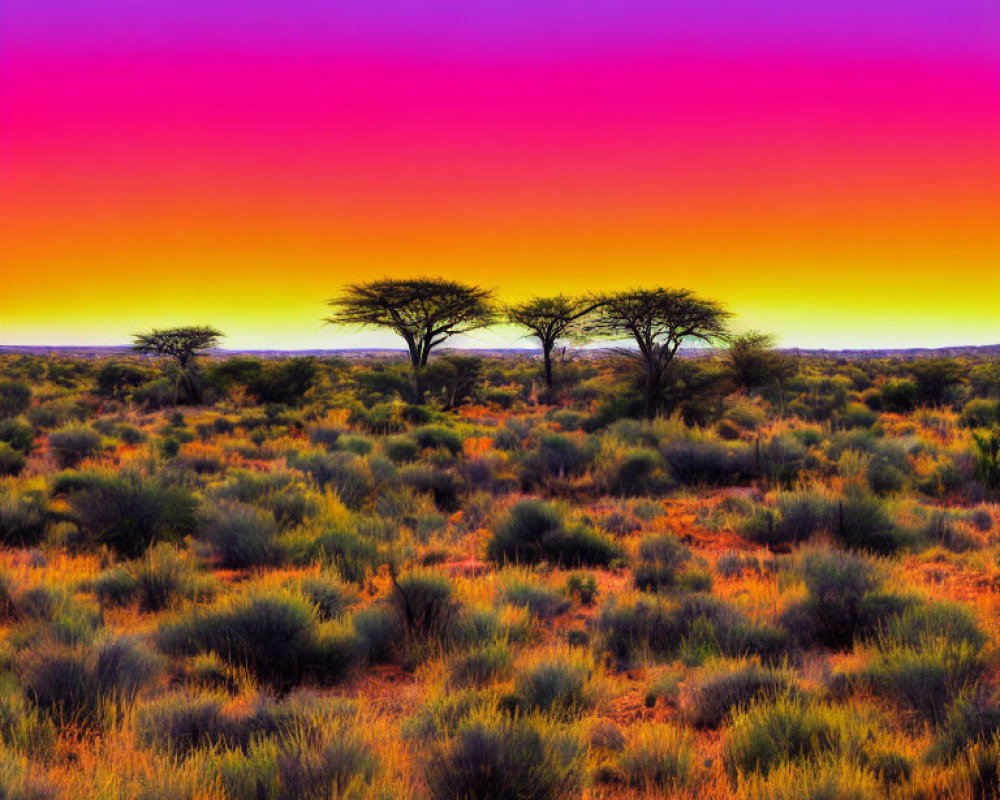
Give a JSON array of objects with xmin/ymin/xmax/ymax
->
[
  {"xmin": 505, "ymin": 295, "xmax": 602, "ymax": 390},
  {"xmin": 131, "ymin": 326, "xmax": 224, "ymax": 367},
  {"xmin": 325, "ymin": 278, "xmax": 495, "ymax": 402},
  {"xmin": 584, "ymin": 288, "xmax": 731, "ymax": 417}
]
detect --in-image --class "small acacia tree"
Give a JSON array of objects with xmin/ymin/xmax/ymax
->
[
  {"xmin": 325, "ymin": 278, "xmax": 496, "ymax": 403},
  {"xmin": 584, "ymin": 288, "xmax": 731, "ymax": 419},
  {"xmin": 726, "ymin": 330, "xmax": 796, "ymax": 394},
  {"xmin": 505, "ymin": 295, "xmax": 603, "ymax": 393},
  {"xmin": 132, "ymin": 325, "xmax": 223, "ymax": 405}
]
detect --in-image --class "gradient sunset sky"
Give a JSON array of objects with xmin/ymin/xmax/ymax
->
[{"xmin": 2, "ymin": 1, "xmax": 999, "ymax": 350}]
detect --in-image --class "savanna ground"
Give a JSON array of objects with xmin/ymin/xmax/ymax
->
[{"xmin": 1, "ymin": 348, "xmax": 1000, "ymax": 799}]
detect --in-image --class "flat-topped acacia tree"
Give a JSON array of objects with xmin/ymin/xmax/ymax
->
[
  {"xmin": 325, "ymin": 278, "xmax": 496, "ymax": 403},
  {"xmin": 132, "ymin": 325, "xmax": 223, "ymax": 404},
  {"xmin": 505, "ymin": 295, "xmax": 604, "ymax": 393},
  {"xmin": 583, "ymin": 288, "xmax": 731, "ymax": 419}
]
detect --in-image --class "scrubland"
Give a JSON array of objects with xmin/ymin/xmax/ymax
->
[{"xmin": 0, "ymin": 350, "xmax": 999, "ymax": 799}]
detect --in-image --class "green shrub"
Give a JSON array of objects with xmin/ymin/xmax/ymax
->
[
  {"xmin": 512, "ymin": 653, "xmax": 592, "ymax": 717},
  {"xmin": 564, "ymin": 572, "xmax": 599, "ymax": 606},
  {"xmin": 0, "ymin": 447, "xmax": 25, "ymax": 479},
  {"xmin": 413, "ymin": 425, "xmax": 463, "ymax": 455},
  {"xmin": 604, "ymin": 448, "xmax": 667, "ymax": 496},
  {"xmin": 633, "ymin": 533, "xmax": 691, "ymax": 592},
  {"xmin": 860, "ymin": 636, "xmax": 985, "ymax": 723},
  {"xmin": 0, "ymin": 420, "xmax": 35, "ymax": 454},
  {"xmin": 500, "ymin": 575, "xmax": 570, "ymax": 621},
  {"xmin": 661, "ymin": 439, "xmax": 754, "ymax": 486},
  {"xmin": 57, "ymin": 470, "xmax": 197, "ymax": 558},
  {"xmin": 736, "ymin": 757, "xmax": 881, "ymax": 800},
  {"xmin": 351, "ymin": 605, "xmax": 397, "ymax": 664},
  {"xmin": 289, "ymin": 451, "xmax": 374, "ymax": 509},
  {"xmin": 0, "ymin": 380, "xmax": 31, "ymax": 419},
  {"xmin": 962, "ymin": 399, "xmax": 1000, "ymax": 429},
  {"xmin": 398, "ymin": 464, "xmax": 461, "ymax": 509},
  {"xmin": 724, "ymin": 696, "xmax": 868, "ymax": 777},
  {"xmin": 423, "ymin": 712, "xmax": 584, "ymax": 800},
  {"xmin": 200, "ymin": 501, "xmax": 281, "ymax": 569},
  {"xmin": 597, "ymin": 594, "xmax": 787, "ymax": 667},
  {"xmin": 929, "ymin": 688, "xmax": 1000, "ymax": 762},
  {"xmin": 94, "ymin": 544, "xmax": 212, "ymax": 612},
  {"xmin": 157, "ymin": 590, "xmax": 359, "ymax": 691},
  {"xmin": 617, "ymin": 723, "xmax": 695, "ymax": 790},
  {"xmin": 973, "ymin": 428, "xmax": 1000, "ymax": 491},
  {"xmin": 449, "ymin": 643, "xmax": 512, "ymax": 689},
  {"xmin": 383, "ymin": 435, "xmax": 419, "ymax": 463},
  {"xmin": 18, "ymin": 636, "xmax": 163, "ymax": 727},
  {"xmin": 686, "ymin": 660, "xmax": 795, "ymax": 729},
  {"xmin": 0, "ymin": 489, "xmax": 48, "ymax": 546},
  {"xmin": 487, "ymin": 500, "xmax": 618, "ymax": 567},
  {"xmin": 797, "ymin": 549, "xmax": 881, "ymax": 649},
  {"xmin": 48, "ymin": 425, "xmax": 103, "ymax": 468},
  {"xmin": 390, "ymin": 570, "xmax": 457, "ymax": 640}
]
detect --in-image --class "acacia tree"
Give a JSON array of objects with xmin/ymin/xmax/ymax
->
[
  {"xmin": 132, "ymin": 325, "xmax": 223, "ymax": 405},
  {"xmin": 505, "ymin": 295, "xmax": 604, "ymax": 393},
  {"xmin": 325, "ymin": 278, "xmax": 496, "ymax": 403},
  {"xmin": 726, "ymin": 330, "xmax": 796, "ymax": 393},
  {"xmin": 584, "ymin": 288, "xmax": 731, "ymax": 419}
]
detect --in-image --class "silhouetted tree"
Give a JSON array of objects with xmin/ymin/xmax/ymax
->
[
  {"xmin": 325, "ymin": 278, "xmax": 495, "ymax": 403},
  {"xmin": 505, "ymin": 295, "xmax": 603, "ymax": 393},
  {"xmin": 132, "ymin": 326, "xmax": 223, "ymax": 405},
  {"xmin": 584, "ymin": 288, "xmax": 730, "ymax": 419}
]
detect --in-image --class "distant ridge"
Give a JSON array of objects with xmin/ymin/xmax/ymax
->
[{"xmin": 1, "ymin": 344, "xmax": 998, "ymax": 361}]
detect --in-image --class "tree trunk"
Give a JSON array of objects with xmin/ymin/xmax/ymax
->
[
  {"xmin": 643, "ymin": 363, "xmax": 661, "ymax": 420},
  {"xmin": 412, "ymin": 365, "xmax": 425, "ymax": 405},
  {"xmin": 542, "ymin": 342, "xmax": 554, "ymax": 391}
]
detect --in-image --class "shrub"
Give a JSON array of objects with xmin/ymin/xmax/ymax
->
[
  {"xmin": 973, "ymin": 428, "xmax": 1000, "ymax": 491},
  {"xmin": 962, "ymin": 399, "xmax": 1000, "ymax": 428},
  {"xmin": 297, "ymin": 572, "xmax": 354, "ymax": 621},
  {"xmin": 18, "ymin": 636, "xmax": 163, "ymax": 727},
  {"xmin": 0, "ymin": 445, "xmax": 25, "ymax": 478},
  {"xmin": 449, "ymin": 643, "xmax": 512, "ymax": 689},
  {"xmin": 685, "ymin": 660, "xmax": 795, "ymax": 729},
  {"xmin": 383, "ymin": 435, "xmax": 419, "ymax": 463},
  {"xmin": 48, "ymin": 425, "xmax": 103, "ymax": 468},
  {"xmin": 487, "ymin": 500, "xmax": 618, "ymax": 567},
  {"xmin": 413, "ymin": 425, "xmax": 463, "ymax": 455},
  {"xmin": 399, "ymin": 464, "xmax": 461, "ymax": 509},
  {"xmin": 521, "ymin": 434, "xmax": 595, "ymax": 487},
  {"xmin": 797, "ymin": 549, "xmax": 881, "ymax": 649},
  {"xmin": 351, "ymin": 605, "xmax": 397, "ymax": 664},
  {"xmin": 617, "ymin": 723, "xmax": 695, "ymax": 791},
  {"xmin": 512, "ymin": 652, "xmax": 593, "ymax": 717},
  {"xmin": 0, "ymin": 420, "xmax": 34, "ymax": 454},
  {"xmin": 564, "ymin": 572, "xmax": 599, "ymax": 606},
  {"xmin": 390, "ymin": 570, "xmax": 457, "ymax": 640},
  {"xmin": 157, "ymin": 590, "xmax": 359, "ymax": 691},
  {"xmin": 604, "ymin": 447, "xmax": 667, "ymax": 496},
  {"xmin": 135, "ymin": 691, "xmax": 230, "ymax": 754},
  {"xmin": 661, "ymin": 439, "xmax": 754, "ymax": 486},
  {"xmin": 500, "ymin": 576, "xmax": 570, "ymax": 621},
  {"xmin": 200, "ymin": 501, "xmax": 281, "ymax": 569},
  {"xmin": 633, "ymin": 533, "xmax": 691, "ymax": 592},
  {"xmin": 724, "ymin": 696, "xmax": 868, "ymax": 777},
  {"xmin": 0, "ymin": 380, "xmax": 31, "ymax": 419},
  {"xmin": 736, "ymin": 758, "xmax": 881, "ymax": 800},
  {"xmin": 0, "ymin": 744, "xmax": 56, "ymax": 800},
  {"xmin": 423, "ymin": 712, "xmax": 584, "ymax": 800},
  {"xmin": 57, "ymin": 470, "xmax": 197, "ymax": 558},
  {"xmin": 929, "ymin": 688, "xmax": 1000, "ymax": 762},
  {"xmin": 289, "ymin": 452, "xmax": 374, "ymax": 510},
  {"xmin": 860, "ymin": 636, "xmax": 985, "ymax": 723},
  {"xmin": 0, "ymin": 489, "xmax": 48, "ymax": 546},
  {"xmin": 597, "ymin": 594, "xmax": 787, "ymax": 667},
  {"xmin": 275, "ymin": 724, "xmax": 377, "ymax": 800},
  {"xmin": 94, "ymin": 544, "xmax": 212, "ymax": 612},
  {"xmin": 743, "ymin": 492, "xmax": 904, "ymax": 554}
]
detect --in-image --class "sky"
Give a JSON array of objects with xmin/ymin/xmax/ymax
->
[{"xmin": 2, "ymin": 0, "xmax": 999, "ymax": 350}]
